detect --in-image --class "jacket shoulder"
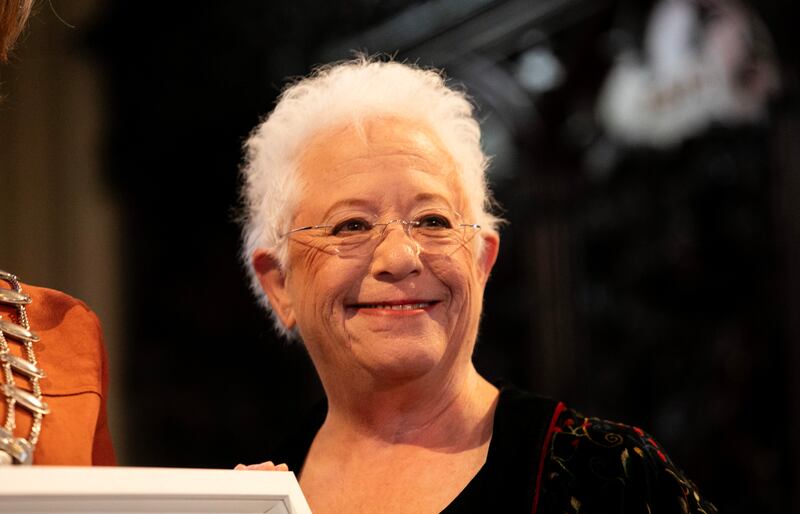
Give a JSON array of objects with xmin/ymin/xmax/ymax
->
[{"xmin": 539, "ymin": 407, "xmax": 718, "ymax": 514}]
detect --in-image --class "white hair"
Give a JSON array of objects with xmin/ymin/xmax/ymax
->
[{"xmin": 240, "ymin": 55, "xmax": 501, "ymax": 336}]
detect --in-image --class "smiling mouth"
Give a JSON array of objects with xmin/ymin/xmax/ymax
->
[{"xmin": 349, "ymin": 301, "xmax": 438, "ymax": 311}]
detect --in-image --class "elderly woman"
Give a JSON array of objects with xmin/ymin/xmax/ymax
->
[{"xmin": 239, "ymin": 57, "xmax": 715, "ymax": 513}]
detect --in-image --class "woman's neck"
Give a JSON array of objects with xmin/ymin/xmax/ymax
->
[
  {"xmin": 319, "ymin": 366, "xmax": 499, "ymax": 450},
  {"xmin": 299, "ymin": 368, "xmax": 500, "ymax": 514}
]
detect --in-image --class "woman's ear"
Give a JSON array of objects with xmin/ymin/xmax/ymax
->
[
  {"xmin": 252, "ymin": 249, "xmax": 296, "ymax": 330},
  {"xmin": 478, "ymin": 231, "xmax": 500, "ymax": 285}
]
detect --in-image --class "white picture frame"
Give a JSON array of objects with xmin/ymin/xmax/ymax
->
[{"xmin": 0, "ymin": 466, "xmax": 312, "ymax": 514}]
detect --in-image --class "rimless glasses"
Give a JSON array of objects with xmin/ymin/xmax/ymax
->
[{"xmin": 282, "ymin": 208, "xmax": 481, "ymax": 257}]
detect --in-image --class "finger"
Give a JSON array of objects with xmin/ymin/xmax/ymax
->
[
  {"xmin": 233, "ymin": 460, "xmax": 287, "ymax": 471},
  {"xmin": 247, "ymin": 461, "xmax": 278, "ymax": 471}
]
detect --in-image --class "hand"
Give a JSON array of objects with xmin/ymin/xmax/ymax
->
[{"xmin": 234, "ymin": 460, "xmax": 289, "ymax": 471}]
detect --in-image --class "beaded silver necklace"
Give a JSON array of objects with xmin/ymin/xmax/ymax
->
[{"xmin": 0, "ymin": 270, "xmax": 49, "ymax": 465}]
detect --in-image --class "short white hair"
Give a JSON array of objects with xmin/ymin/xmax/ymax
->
[{"xmin": 240, "ymin": 55, "xmax": 500, "ymax": 335}]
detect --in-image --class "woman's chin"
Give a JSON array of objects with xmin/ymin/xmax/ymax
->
[{"xmin": 351, "ymin": 338, "xmax": 445, "ymax": 384}]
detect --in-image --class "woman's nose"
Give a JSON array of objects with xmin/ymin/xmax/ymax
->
[{"xmin": 369, "ymin": 224, "xmax": 422, "ymax": 280}]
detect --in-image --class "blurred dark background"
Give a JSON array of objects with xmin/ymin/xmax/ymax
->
[{"xmin": 1, "ymin": 0, "xmax": 797, "ymax": 512}]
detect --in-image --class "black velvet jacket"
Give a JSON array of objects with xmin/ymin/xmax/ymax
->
[{"xmin": 271, "ymin": 384, "xmax": 717, "ymax": 513}]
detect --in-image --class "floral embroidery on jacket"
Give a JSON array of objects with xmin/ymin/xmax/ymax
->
[{"xmin": 539, "ymin": 408, "xmax": 717, "ymax": 514}]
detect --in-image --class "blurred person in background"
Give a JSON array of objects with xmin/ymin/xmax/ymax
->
[
  {"xmin": 0, "ymin": 0, "xmax": 115, "ymax": 465},
  {"xmin": 0, "ymin": 0, "xmax": 31, "ymax": 63}
]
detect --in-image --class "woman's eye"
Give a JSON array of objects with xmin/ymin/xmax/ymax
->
[
  {"xmin": 417, "ymin": 214, "xmax": 452, "ymax": 229},
  {"xmin": 331, "ymin": 218, "xmax": 372, "ymax": 235}
]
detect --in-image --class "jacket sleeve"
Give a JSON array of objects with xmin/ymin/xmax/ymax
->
[
  {"xmin": 91, "ymin": 325, "xmax": 116, "ymax": 466},
  {"xmin": 539, "ymin": 408, "xmax": 717, "ymax": 514}
]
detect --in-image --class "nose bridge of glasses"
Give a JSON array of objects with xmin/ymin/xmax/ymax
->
[
  {"xmin": 374, "ymin": 218, "xmax": 411, "ymax": 237},
  {"xmin": 372, "ymin": 219, "xmax": 424, "ymax": 251}
]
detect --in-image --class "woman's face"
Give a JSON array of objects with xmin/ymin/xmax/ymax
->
[{"xmin": 258, "ymin": 117, "xmax": 498, "ymax": 386}]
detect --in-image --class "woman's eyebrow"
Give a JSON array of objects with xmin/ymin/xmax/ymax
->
[
  {"xmin": 321, "ymin": 199, "xmax": 376, "ymax": 220},
  {"xmin": 413, "ymin": 192, "xmax": 453, "ymax": 207},
  {"xmin": 321, "ymin": 193, "xmax": 456, "ymax": 219}
]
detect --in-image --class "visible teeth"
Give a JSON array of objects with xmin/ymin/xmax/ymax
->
[{"xmin": 361, "ymin": 302, "xmax": 432, "ymax": 310}]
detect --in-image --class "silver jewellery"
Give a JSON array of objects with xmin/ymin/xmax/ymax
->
[{"xmin": 0, "ymin": 270, "xmax": 49, "ymax": 465}]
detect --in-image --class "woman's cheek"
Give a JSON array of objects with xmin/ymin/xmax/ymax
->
[
  {"xmin": 427, "ymin": 250, "xmax": 485, "ymax": 337},
  {"xmin": 314, "ymin": 256, "xmax": 365, "ymax": 316},
  {"xmin": 426, "ymin": 254, "xmax": 471, "ymax": 308},
  {"xmin": 287, "ymin": 249, "xmax": 335, "ymax": 326}
]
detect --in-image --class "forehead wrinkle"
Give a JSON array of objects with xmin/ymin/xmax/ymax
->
[
  {"xmin": 294, "ymin": 116, "xmax": 472, "ymax": 224},
  {"xmin": 317, "ymin": 191, "xmax": 458, "ymax": 223},
  {"xmin": 312, "ymin": 153, "xmax": 453, "ymax": 182},
  {"xmin": 296, "ymin": 166, "xmax": 469, "ymax": 226},
  {"xmin": 296, "ymin": 152, "xmax": 454, "ymax": 208},
  {"xmin": 298, "ymin": 115, "xmax": 458, "ymax": 175}
]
